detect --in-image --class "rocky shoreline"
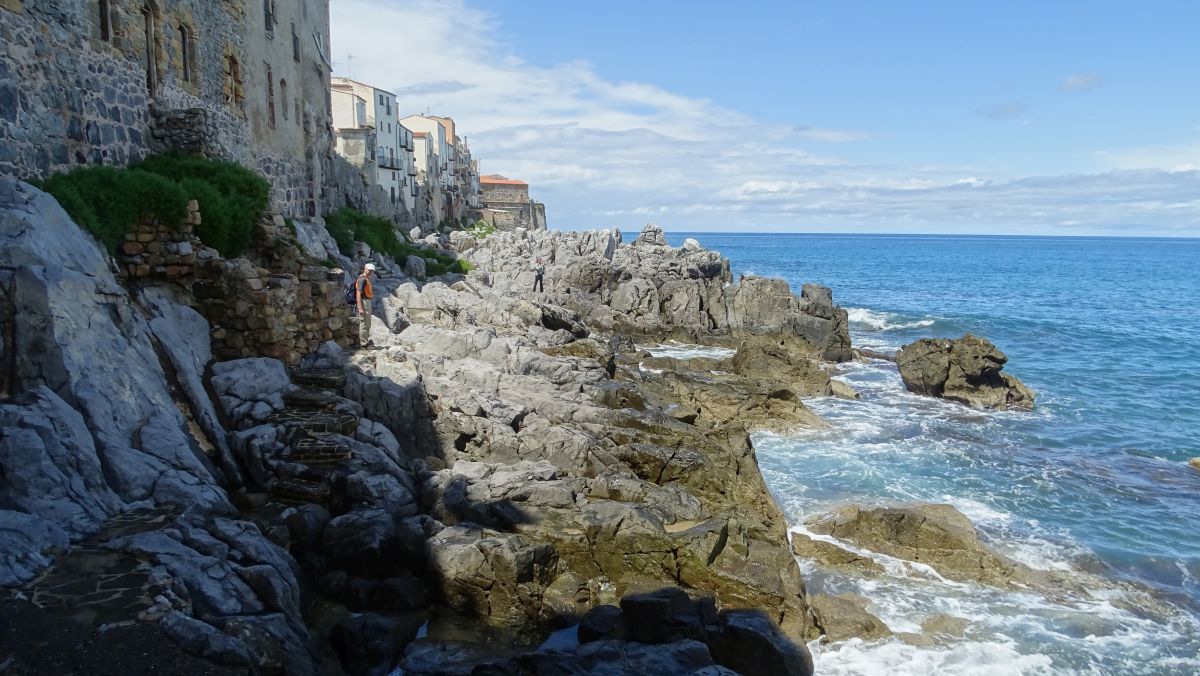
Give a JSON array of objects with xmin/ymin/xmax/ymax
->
[
  {"xmin": 0, "ymin": 181, "xmax": 854, "ymax": 675},
  {"xmin": 0, "ymin": 181, "xmax": 1086, "ymax": 675}
]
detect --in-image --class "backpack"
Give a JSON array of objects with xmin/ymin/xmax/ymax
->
[{"xmin": 344, "ymin": 280, "xmax": 357, "ymax": 305}]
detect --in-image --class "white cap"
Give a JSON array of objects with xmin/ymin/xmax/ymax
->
[{"xmin": 364, "ymin": 263, "xmax": 376, "ymax": 271}]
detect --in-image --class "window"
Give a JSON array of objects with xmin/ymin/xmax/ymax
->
[
  {"xmin": 291, "ymin": 22, "xmax": 300, "ymax": 62},
  {"xmin": 263, "ymin": 0, "xmax": 276, "ymax": 33},
  {"xmin": 294, "ymin": 99, "xmax": 301, "ymax": 125},
  {"xmin": 265, "ymin": 63, "xmax": 276, "ymax": 128},
  {"xmin": 143, "ymin": 3, "xmax": 158, "ymax": 95},
  {"xmin": 99, "ymin": 0, "xmax": 112, "ymax": 42},
  {"xmin": 378, "ymin": 94, "xmax": 383, "ymax": 106},
  {"xmin": 387, "ymin": 122, "xmax": 391, "ymax": 133},
  {"xmin": 179, "ymin": 25, "xmax": 194, "ymax": 82},
  {"xmin": 226, "ymin": 55, "xmax": 243, "ymax": 106},
  {"xmin": 279, "ymin": 79, "xmax": 288, "ymax": 120}
]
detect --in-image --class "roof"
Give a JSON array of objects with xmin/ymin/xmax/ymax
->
[
  {"xmin": 480, "ymin": 174, "xmax": 528, "ymax": 186},
  {"xmin": 412, "ymin": 131, "xmax": 430, "ymax": 138}
]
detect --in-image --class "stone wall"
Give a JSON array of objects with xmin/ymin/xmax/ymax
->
[
  {"xmin": 481, "ymin": 183, "xmax": 528, "ymax": 204},
  {"xmin": 112, "ymin": 204, "xmax": 352, "ymax": 365},
  {"xmin": 482, "ymin": 201, "xmax": 548, "ymax": 232},
  {"xmin": 0, "ymin": 0, "xmax": 341, "ymax": 221}
]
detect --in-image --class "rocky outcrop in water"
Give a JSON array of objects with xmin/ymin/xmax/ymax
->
[
  {"xmin": 895, "ymin": 334, "xmax": 1035, "ymax": 410},
  {"xmin": 804, "ymin": 503, "xmax": 1034, "ymax": 587},
  {"xmin": 464, "ymin": 224, "xmax": 852, "ymax": 361}
]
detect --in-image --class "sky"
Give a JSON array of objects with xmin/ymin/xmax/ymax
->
[{"xmin": 329, "ymin": 0, "xmax": 1200, "ymax": 236}]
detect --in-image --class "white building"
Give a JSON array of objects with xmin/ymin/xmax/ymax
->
[
  {"xmin": 331, "ymin": 77, "xmax": 412, "ymax": 210},
  {"xmin": 400, "ymin": 115, "xmax": 453, "ymax": 222}
]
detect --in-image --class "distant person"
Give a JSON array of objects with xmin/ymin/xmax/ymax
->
[
  {"xmin": 356, "ymin": 263, "xmax": 376, "ymax": 347},
  {"xmin": 533, "ymin": 257, "xmax": 545, "ymax": 293}
]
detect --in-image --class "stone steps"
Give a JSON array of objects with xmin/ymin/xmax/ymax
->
[
  {"xmin": 282, "ymin": 388, "xmax": 344, "ymax": 411},
  {"xmin": 267, "ymin": 408, "xmax": 358, "ymax": 435},
  {"xmin": 269, "ymin": 477, "xmax": 331, "ymax": 505},
  {"xmin": 290, "ymin": 436, "xmax": 352, "ymax": 465},
  {"xmin": 291, "ymin": 368, "xmax": 346, "ymax": 390}
]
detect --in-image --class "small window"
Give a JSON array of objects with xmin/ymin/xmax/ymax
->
[
  {"xmin": 179, "ymin": 25, "xmax": 194, "ymax": 82},
  {"xmin": 280, "ymin": 79, "xmax": 288, "ymax": 120},
  {"xmin": 294, "ymin": 99, "xmax": 301, "ymax": 125},
  {"xmin": 264, "ymin": 0, "xmax": 276, "ymax": 33},
  {"xmin": 378, "ymin": 94, "xmax": 384, "ymax": 105},
  {"xmin": 265, "ymin": 63, "xmax": 276, "ymax": 128},
  {"xmin": 291, "ymin": 22, "xmax": 300, "ymax": 62},
  {"xmin": 99, "ymin": 0, "xmax": 112, "ymax": 42},
  {"xmin": 226, "ymin": 55, "xmax": 243, "ymax": 106}
]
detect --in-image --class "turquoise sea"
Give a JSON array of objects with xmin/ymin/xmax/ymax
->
[{"xmin": 666, "ymin": 233, "xmax": 1200, "ymax": 674}]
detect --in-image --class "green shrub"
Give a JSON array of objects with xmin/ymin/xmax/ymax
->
[
  {"xmin": 134, "ymin": 153, "xmax": 269, "ymax": 257},
  {"xmin": 38, "ymin": 153, "xmax": 270, "ymax": 258},
  {"xmin": 466, "ymin": 220, "xmax": 494, "ymax": 239},
  {"xmin": 324, "ymin": 207, "xmax": 469, "ymax": 276},
  {"xmin": 39, "ymin": 166, "xmax": 189, "ymax": 253}
]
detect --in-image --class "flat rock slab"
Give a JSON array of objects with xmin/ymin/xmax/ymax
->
[
  {"xmin": 290, "ymin": 436, "xmax": 352, "ymax": 465},
  {"xmin": 268, "ymin": 408, "xmax": 357, "ymax": 435},
  {"xmin": 291, "ymin": 368, "xmax": 346, "ymax": 390},
  {"xmin": 11, "ymin": 508, "xmax": 179, "ymax": 628},
  {"xmin": 283, "ymin": 388, "xmax": 345, "ymax": 411},
  {"xmin": 269, "ymin": 478, "xmax": 331, "ymax": 505}
]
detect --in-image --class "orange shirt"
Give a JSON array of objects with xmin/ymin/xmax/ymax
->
[{"xmin": 357, "ymin": 275, "xmax": 373, "ymax": 300}]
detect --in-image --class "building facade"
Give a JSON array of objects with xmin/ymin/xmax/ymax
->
[
  {"xmin": 0, "ymin": 0, "xmax": 336, "ymax": 218},
  {"xmin": 330, "ymin": 77, "xmax": 414, "ymax": 212},
  {"xmin": 480, "ymin": 174, "xmax": 547, "ymax": 231}
]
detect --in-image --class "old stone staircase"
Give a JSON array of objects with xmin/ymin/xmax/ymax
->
[{"xmin": 264, "ymin": 367, "xmax": 357, "ymax": 508}]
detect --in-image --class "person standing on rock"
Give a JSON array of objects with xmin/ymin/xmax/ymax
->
[
  {"xmin": 356, "ymin": 263, "xmax": 376, "ymax": 348},
  {"xmin": 533, "ymin": 257, "xmax": 545, "ymax": 293}
]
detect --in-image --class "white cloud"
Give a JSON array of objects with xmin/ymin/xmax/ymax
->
[
  {"xmin": 330, "ymin": 1, "xmax": 1200, "ymax": 236},
  {"xmin": 1060, "ymin": 72, "xmax": 1103, "ymax": 92}
]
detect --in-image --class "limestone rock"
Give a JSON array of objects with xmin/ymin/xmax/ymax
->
[
  {"xmin": 404, "ymin": 255, "xmax": 427, "ymax": 279},
  {"xmin": 805, "ymin": 503, "xmax": 1035, "ymax": 587},
  {"xmin": 810, "ymin": 593, "xmax": 892, "ymax": 642},
  {"xmin": 789, "ymin": 533, "xmax": 884, "ymax": 574},
  {"xmin": 1188, "ymin": 458, "xmax": 1200, "ymax": 472},
  {"xmin": 895, "ymin": 334, "xmax": 1035, "ymax": 410},
  {"xmin": 0, "ymin": 509, "xmax": 70, "ymax": 586}
]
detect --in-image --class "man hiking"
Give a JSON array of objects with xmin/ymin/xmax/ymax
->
[
  {"xmin": 356, "ymin": 262, "xmax": 376, "ymax": 348},
  {"xmin": 532, "ymin": 257, "xmax": 545, "ymax": 293}
]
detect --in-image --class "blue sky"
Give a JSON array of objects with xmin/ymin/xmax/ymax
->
[{"xmin": 331, "ymin": 0, "xmax": 1200, "ymax": 235}]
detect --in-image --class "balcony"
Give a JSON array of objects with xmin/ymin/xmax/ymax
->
[
  {"xmin": 407, "ymin": 164, "xmax": 418, "ymax": 176},
  {"xmin": 377, "ymin": 154, "xmax": 402, "ymax": 169}
]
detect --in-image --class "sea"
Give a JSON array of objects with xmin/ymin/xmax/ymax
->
[{"xmin": 663, "ymin": 232, "xmax": 1200, "ymax": 675}]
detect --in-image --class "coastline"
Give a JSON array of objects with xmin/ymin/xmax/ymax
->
[{"xmin": 4, "ymin": 184, "xmax": 1198, "ymax": 674}]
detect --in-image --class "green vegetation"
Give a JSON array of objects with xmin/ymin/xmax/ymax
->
[
  {"xmin": 134, "ymin": 153, "xmax": 270, "ymax": 257},
  {"xmin": 37, "ymin": 166, "xmax": 189, "ymax": 253},
  {"xmin": 324, "ymin": 207, "xmax": 470, "ymax": 275},
  {"xmin": 37, "ymin": 153, "xmax": 270, "ymax": 257}
]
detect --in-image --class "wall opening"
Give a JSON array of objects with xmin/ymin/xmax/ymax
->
[
  {"xmin": 99, "ymin": 0, "xmax": 112, "ymax": 42},
  {"xmin": 280, "ymin": 79, "xmax": 288, "ymax": 121},
  {"xmin": 143, "ymin": 2, "xmax": 159, "ymax": 95},
  {"xmin": 226, "ymin": 55, "xmax": 243, "ymax": 108},
  {"xmin": 265, "ymin": 63, "xmax": 276, "ymax": 128},
  {"xmin": 292, "ymin": 22, "xmax": 300, "ymax": 62},
  {"xmin": 179, "ymin": 24, "xmax": 194, "ymax": 82},
  {"xmin": 263, "ymin": 0, "xmax": 276, "ymax": 34}
]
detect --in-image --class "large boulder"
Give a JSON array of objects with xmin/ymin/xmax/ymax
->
[
  {"xmin": 895, "ymin": 334, "xmax": 1035, "ymax": 410},
  {"xmin": 804, "ymin": 503, "xmax": 1034, "ymax": 587}
]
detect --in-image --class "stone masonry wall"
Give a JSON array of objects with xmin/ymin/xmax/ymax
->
[
  {"xmin": 0, "ymin": 9, "xmax": 152, "ymax": 176},
  {"xmin": 113, "ymin": 206, "xmax": 352, "ymax": 365}
]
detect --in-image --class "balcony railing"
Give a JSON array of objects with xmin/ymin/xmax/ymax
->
[{"xmin": 377, "ymin": 154, "xmax": 401, "ymax": 169}]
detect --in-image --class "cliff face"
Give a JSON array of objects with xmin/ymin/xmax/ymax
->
[{"xmin": 1, "ymin": 189, "xmax": 844, "ymax": 675}]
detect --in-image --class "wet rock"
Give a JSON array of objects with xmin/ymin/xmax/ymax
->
[
  {"xmin": 896, "ymin": 334, "xmax": 1035, "ymax": 410},
  {"xmin": 810, "ymin": 593, "xmax": 892, "ymax": 642},
  {"xmin": 805, "ymin": 503, "xmax": 1035, "ymax": 587},
  {"xmin": 1188, "ymin": 457, "xmax": 1200, "ymax": 472},
  {"xmin": 789, "ymin": 533, "xmax": 884, "ymax": 574},
  {"xmin": 0, "ymin": 509, "xmax": 69, "ymax": 586},
  {"xmin": 578, "ymin": 604, "xmax": 626, "ymax": 643}
]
